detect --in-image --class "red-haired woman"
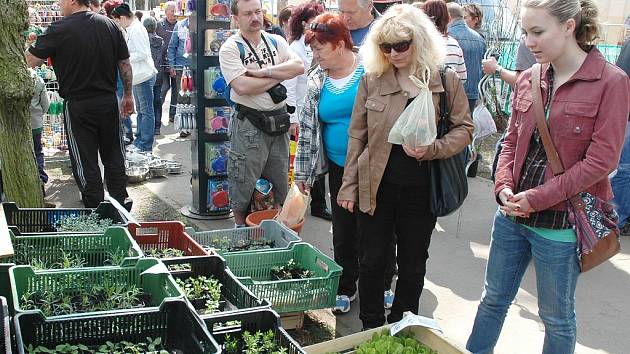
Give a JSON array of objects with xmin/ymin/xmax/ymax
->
[{"xmin": 294, "ymin": 12, "xmax": 364, "ymax": 314}]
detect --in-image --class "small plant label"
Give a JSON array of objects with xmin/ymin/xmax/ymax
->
[{"xmin": 389, "ymin": 312, "xmax": 441, "ymax": 336}]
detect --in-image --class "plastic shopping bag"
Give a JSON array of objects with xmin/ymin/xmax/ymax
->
[
  {"xmin": 276, "ymin": 183, "xmax": 309, "ymax": 227},
  {"xmin": 388, "ymin": 69, "xmax": 437, "ymax": 149},
  {"xmin": 472, "ymin": 104, "xmax": 497, "ymax": 142}
]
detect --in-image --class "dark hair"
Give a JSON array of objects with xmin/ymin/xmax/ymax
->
[
  {"xmin": 288, "ymin": 2, "xmax": 324, "ymax": 42},
  {"xmin": 103, "ymin": 0, "xmax": 123, "ymax": 17},
  {"xmin": 278, "ymin": 5, "xmax": 293, "ymax": 27},
  {"xmin": 231, "ymin": 0, "xmax": 262, "ymax": 16},
  {"xmin": 135, "ymin": 10, "xmax": 143, "ymax": 21},
  {"xmin": 110, "ymin": 3, "xmax": 133, "ymax": 19},
  {"xmin": 305, "ymin": 12, "xmax": 353, "ymax": 51},
  {"xmin": 422, "ymin": 0, "xmax": 449, "ymax": 34},
  {"xmin": 77, "ymin": 0, "xmax": 92, "ymax": 7}
]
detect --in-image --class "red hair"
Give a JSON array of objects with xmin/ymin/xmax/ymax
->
[
  {"xmin": 305, "ymin": 12, "xmax": 353, "ymax": 50},
  {"xmin": 288, "ymin": 1, "xmax": 324, "ymax": 42},
  {"xmin": 422, "ymin": 0, "xmax": 450, "ymax": 34},
  {"xmin": 103, "ymin": 0, "xmax": 123, "ymax": 18}
]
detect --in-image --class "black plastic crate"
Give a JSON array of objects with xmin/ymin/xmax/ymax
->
[
  {"xmin": 2, "ymin": 202, "xmax": 129, "ymax": 235},
  {"xmin": 1, "ymin": 296, "xmax": 11, "ymax": 354},
  {"xmin": 162, "ymin": 255, "xmax": 270, "ymax": 316},
  {"xmin": 202, "ymin": 308, "xmax": 306, "ymax": 354},
  {"xmin": 14, "ymin": 300, "xmax": 220, "ymax": 354}
]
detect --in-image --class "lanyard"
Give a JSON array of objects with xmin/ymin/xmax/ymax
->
[{"xmin": 241, "ymin": 33, "xmax": 275, "ymax": 68}]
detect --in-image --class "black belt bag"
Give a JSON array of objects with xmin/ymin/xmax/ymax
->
[{"xmin": 236, "ymin": 104, "xmax": 290, "ymax": 136}]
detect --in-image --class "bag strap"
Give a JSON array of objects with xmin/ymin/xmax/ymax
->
[
  {"xmin": 531, "ymin": 63, "xmax": 564, "ymax": 176},
  {"xmin": 438, "ymin": 65, "xmax": 449, "ymax": 121},
  {"xmin": 531, "ymin": 64, "xmax": 585, "ymax": 209}
]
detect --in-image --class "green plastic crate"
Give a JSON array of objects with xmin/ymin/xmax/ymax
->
[
  {"xmin": 14, "ymin": 300, "xmax": 220, "ymax": 354},
  {"xmin": 8, "ymin": 227, "xmax": 143, "ymax": 269},
  {"xmin": 222, "ymin": 243, "xmax": 342, "ymax": 313},
  {"xmin": 1, "ymin": 202, "xmax": 128, "ymax": 235},
  {"xmin": 9, "ymin": 258, "xmax": 183, "ymax": 319},
  {"xmin": 186, "ymin": 220, "xmax": 301, "ymax": 256}
]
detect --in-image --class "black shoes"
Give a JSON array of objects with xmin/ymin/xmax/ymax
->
[
  {"xmin": 179, "ymin": 131, "xmax": 191, "ymax": 138},
  {"xmin": 311, "ymin": 207, "xmax": 332, "ymax": 221}
]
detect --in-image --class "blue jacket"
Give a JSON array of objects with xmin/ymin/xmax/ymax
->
[
  {"xmin": 448, "ymin": 19, "xmax": 486, "ymax": 100},
  {"xmin": 167, "ymin": 18, "xmax": 190, "ymax": 69}
]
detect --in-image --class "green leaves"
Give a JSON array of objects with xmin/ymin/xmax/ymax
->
[
  {"xmin": 57, "ymin": 213, "xmax": 113, "ymax": 233},
  {"xmin": 271, "ymin": 258, "xmax": 313, "ymax": 280},
  {"xmin": 355, "ymin": 329, "xmax": 437, "ymax": 354},
  {"xmin": 175, "ymin": 275, "xmax": 222, "ymax": 314},
  {"xmin": 27, "ymin": 337, "xmax": 167, "ymax": 353}
]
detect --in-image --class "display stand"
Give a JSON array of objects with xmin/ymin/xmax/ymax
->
[{"xmin": 184, "ymin": 0, "xmax": 234, "ymax": 219}]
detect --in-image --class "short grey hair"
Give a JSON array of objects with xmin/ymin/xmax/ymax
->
[
  {"xmin": 447, "ymin": 2, "xmax": 463, "ymax": 20},
  {"xmin": 164, "ymin": 1, "xmax": 176, "ymax": 11},
  {"xmin": 143, "ymin": 16, "xmax": 157, "ymax": 32}
]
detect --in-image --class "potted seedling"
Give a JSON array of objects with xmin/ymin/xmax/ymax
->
[{"xmin": 175, "ymin": 276, "xmax": 222, "ymax": 315}]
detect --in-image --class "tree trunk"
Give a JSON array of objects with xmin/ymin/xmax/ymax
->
[{"xmin": 0, "ymin": 0, "xmax": 44, "ymax": 207}]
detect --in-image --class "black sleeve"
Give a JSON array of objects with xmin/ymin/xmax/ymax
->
[
  {"xmin": 28, "ymin": 25, "xmax": 58, "ymax": 59},
  {"xmin": 116, "ymin": 26, "xmax": 130, "ymax": 61}
]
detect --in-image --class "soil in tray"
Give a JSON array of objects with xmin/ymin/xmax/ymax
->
[
  {"xmin": 204, "ymin": 237, "xmax": 275, "ymax": 253},
  {"xmin": 20, "ymin": 284, "xmax": 149, "ymax": 317},
  {"xmin": 146, "ymin": 248, "xmax": 191, "ymax": 271},
  {"xmin": 270, "ymin": 259, "xmax": 313, "ymax": 281}
]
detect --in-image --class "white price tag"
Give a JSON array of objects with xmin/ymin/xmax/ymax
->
[{"xmin": 389, "ymin": 312, "xmax": 441, "ymax": 336}]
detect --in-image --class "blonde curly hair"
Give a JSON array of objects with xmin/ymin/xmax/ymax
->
[{"xmin": 360, "ymin": 4, "xmax": 445, "ymax": 81}]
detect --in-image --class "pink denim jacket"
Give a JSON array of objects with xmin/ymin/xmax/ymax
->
[{"xmin": 495, "ymin": 48, "xmax": 630, "ymax": 212}]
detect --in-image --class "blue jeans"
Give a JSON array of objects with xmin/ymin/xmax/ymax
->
[
  {"xmin": 153, "ymin": 83, "xmax": 162, "ymax": 132},
  {"xmin": 32, "ymin": 131, "xmax": 48, "ymax": 183},
  {"xmin": 467, "ymin": 210, "xmax": 580, "ymax": 354},
  {"xmin": 132, "ymin": 75, "xmax": 156, "ymax": 152},
  {"xmin": 612, "ymin": 125, "xmax": 630, "ymax": 227}
]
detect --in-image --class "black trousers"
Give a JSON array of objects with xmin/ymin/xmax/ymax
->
[
  {"xmin": 64, "ymin": 94, "xmax": 128, "ymax": 207},
  {"xmin": 329, "ymin": 161, "xmax": 397, "ymax": 297},
  {"xmin": 328, "ymin": 161, "xmax": 359, "ymax": 297},
  {"xmin": 310, "ymin": 175, "xmax": 328, "ymax": 211},
  {"xmin": 357, "ymin": 181, "xmax": 436, "ymax": 328}
]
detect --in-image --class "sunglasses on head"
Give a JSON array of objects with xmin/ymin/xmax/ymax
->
[
  {"xmin": 379, "ymin": 40, "xmax": 412, "ymax": 54},
  {"xmin": 309, "ymin": 22, "xmax": 332, "ymax": 33}
]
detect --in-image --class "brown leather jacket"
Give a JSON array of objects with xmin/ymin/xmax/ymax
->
[{"xmin": 337, "ymin": 66, "xmax": 474, "ymax": 215}]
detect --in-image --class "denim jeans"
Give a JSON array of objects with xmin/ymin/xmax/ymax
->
[
  {"xmin": 467, "ymin": 210, "xmax": 580, "ymax": 354},
  {"xmin": 153, "ymin": 83, "xmax": 162, "ymax": 132},
  {"xmin": 160, "ymin": 72, "xmax": 178, "ymax": 119},
  {"xmin": 32, "ymin": 131, "xmax": 48, "ymax": 183},
  {"xmin": 132, "ymin": 75, "xmax": 156, "ymax": 152},
  {"xmin": 612, "ymin": 125, "xmax": 630, "ymax": 227}
]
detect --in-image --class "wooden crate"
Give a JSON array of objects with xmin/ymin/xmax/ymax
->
[
  {"xmin": 280, "ymin": 311, "xmax": 305, "ymax": 330},
  {"xmin": 304, "ymin": 324, "xmax": 470, "ymax": 354}
]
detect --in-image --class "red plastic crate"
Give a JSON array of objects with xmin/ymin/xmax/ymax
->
[{"xmin": 128, "ymin": 221, "xmax": 209, "ymax": 257}]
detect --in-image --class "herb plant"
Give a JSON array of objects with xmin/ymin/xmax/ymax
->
[
  {"xmin": 57, "ymin": 213, "xmax": 113, "ymax": 233},
  {"xmin": 25, "ymin": 337, "xmax": 170, "ymax": 354},
  {"xmin": 20, "ymin": 283, "xmax": 146, "ymax": 316},
  {"xmin": 271, "ymin": 259, "xmax": 312, "ymax": 280},
  {"xmin": 147, "ymin": 248, "xmax": 190, "ymax": 271},
  {"xmin": 222, "ymin": 329, "xmax": 288, "ymax": 354},
  {"xmin": 175, "ymin": 276, "xmax": 222, "ymax": 314},
  {"xmin": 207, "ymin": 237, "xmax": 275, "ymax": 252}
]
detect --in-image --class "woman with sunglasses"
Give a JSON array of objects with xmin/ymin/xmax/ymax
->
[
  {"xmin": 294, "ymin": 12, "xmax": 365, "ymax": 314},
  {"xmin": 337, "ymin": 4, "xmax": 472, "ymax": 329}
]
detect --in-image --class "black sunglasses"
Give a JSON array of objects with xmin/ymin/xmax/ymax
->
[
  {"xmin": 309, "ymin": 22, "xmax": 332, "ymax": 33},
  {"xmin": 379, "ymin": 40, "xmax": 412, "ymax": 54}
]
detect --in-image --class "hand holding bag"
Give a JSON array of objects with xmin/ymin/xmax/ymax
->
[
  {"xmin": 428, "ymin": 67, "xmax": 468, "ymax": 217},
  {"xmin": 531, "ymin": 63, "xmax": 620, "ymax": 272}
]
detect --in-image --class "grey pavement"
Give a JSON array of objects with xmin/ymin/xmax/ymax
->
[{"xmin": 44, "ymin": 103, "xmax": 630, "ymax": 354}]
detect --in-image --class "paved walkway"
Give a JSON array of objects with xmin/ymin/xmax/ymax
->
[{"xmin": 45, "ymin": 111, "xmax": 630, "ymax": 354}]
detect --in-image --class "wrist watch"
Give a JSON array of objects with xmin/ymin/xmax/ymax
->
[{"xmin": 496, "ymin": 65, "xmax": 504, "ymax": 76}]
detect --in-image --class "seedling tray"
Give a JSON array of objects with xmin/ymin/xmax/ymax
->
[
  {"xmin": 8, "ymin": 227, "xmax": 143, "ymax": 269},
  {"xmin": 14, "ymin": 299, "xmax": 220, "ymax": 354},
  {"xmin": 9, "ymin": 258, "xmax": 183, "ymax": 319},
  {"xmin": 2, "ymin": 202, "xmax": 128, "ymax": 235},
  {"xmin": 1, "ymin": 296, "xmax": 11, "ymax": 354},
  {"xmin": 186, "ymin": 220, "xmax": 301, "ymax": 256},
  {"xmin": 162, "ymin": 255, "xmax": 269, "ymax": 316},
  {"xmin": 202, "ymin": 308, "xmax": 306, "ymax": 354},
  {"xmin": 127, "ymin": 221, "xmax": 209, "ymax": 259},
  {"xmin": 222, "ymin": 243, "xmax": 341, "ymax": 313}
]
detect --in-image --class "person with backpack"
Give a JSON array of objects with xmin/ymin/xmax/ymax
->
[
  {"xmin": 337, "ymin": 4, "xmax": 472, "ymax": 330},
  {"xmin": 219, "ymin": 0, "xmax": 303, "ymax": 228}
]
